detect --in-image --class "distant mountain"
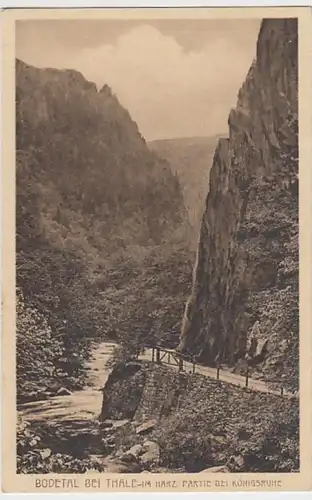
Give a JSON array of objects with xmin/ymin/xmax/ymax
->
[{"xmin": 149, "ymin": 135, "xmax": 225, "ymax": 234}]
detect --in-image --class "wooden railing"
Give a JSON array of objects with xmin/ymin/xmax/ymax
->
[{"xmin": 139, "ymin": 344, "xmax": 298, "ymax": 399}]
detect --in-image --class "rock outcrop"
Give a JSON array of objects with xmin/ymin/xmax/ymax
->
[{"xmin": 177, "ymin": 19, "xmax": 298, "ymax": 389}]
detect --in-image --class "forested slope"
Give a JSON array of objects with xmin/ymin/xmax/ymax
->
[{"xmin": 16, "ymin": 59, "xmax": 192, "ymax": 401}]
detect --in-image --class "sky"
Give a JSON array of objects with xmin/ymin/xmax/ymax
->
[{"xmin": 16, "ymin": 19, "xmax": 261, "ymax": 141}]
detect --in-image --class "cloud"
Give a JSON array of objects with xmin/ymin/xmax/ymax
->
[{"xmin": 17, "ymin": 23, "xmax": 259, "ymax": 140}]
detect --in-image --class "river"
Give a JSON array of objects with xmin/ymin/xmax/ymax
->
[{"xmin": 18, "ymin": 342, "xmax": 118, "ymax": 457}]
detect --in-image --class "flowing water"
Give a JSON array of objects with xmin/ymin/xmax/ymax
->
[{"xmin": 18, "ymin": 342, "xmax": 117, "ymax": 456}]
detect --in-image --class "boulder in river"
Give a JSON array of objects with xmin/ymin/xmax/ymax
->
[
  {"xmin": 112, "ymin": 419, "xmax": 130, "ymax": 431},
  {"xmin": 102, "ymin": 435, "xmax": 115, "ymax": 446},
  {"xmin": 120, "ymin": 453, "xmax": 138, "ymax": 464},
  {"xmin": 89, "ymin": 455, "xmax": 141, "ymax": 473},
  {"xmin": 199, "ymin": 465, "xmax": 230, "ymax": 473},
  {"xmin": 104, "ymin": 458, "xmax": 142, "ymax": 473},
  {"xmin": 139, "ymin": 440, "xmax": 160, "ymax": 467},
  {"xmin": 135, "ymin": 420, "xmax": 156, "ymax": 435},
  {"xmin": 39, "ymin": 448, "xmax": 52, "ymax": 460},
  {"xmin": 100, "ymin": 420, "xmax": 114, "ymax": 429},
  {"xmin": 122, "ymin": 444, "xmax": 143, "ymax": 460},
  {"xmin": 56, "ymin": 387, "xmax": 72, "ymax": 396}
]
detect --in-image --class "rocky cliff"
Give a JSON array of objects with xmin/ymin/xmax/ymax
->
[{"xmin": 178, "ymin": 19, "xmax": 299, "ymax": 390}]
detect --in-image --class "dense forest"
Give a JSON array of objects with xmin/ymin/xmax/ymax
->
[{"xmin": 16, "ymin": 59, "xmax": 193, "ymax": 402}]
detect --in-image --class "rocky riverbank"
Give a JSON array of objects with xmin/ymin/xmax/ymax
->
[{"xmin": 17, "ymin": 342, "xmax": 183, "ymax": 473}]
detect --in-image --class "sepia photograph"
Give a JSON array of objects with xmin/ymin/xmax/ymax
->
[{"xmin": 1, "ymin": 6, "xmax": 311, "ymax": 493}]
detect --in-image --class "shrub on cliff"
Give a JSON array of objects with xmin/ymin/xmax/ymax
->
[
  {"xmin": 105, "ymin": 343, "xmax": 141, "ymax": 370},
  {"xmin": 262, "ymin": 288, "xmax": 299, "ymax": 392},
  {"xmin": 243, "ymin": 401, "xmax": 299, "ymax": 472}
]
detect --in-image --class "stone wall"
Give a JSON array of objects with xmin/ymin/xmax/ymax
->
[{"xmin": 100, "ymin": 361, "xmax": 299, "ymax": 471}]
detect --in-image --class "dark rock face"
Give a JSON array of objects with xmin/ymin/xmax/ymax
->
[
  {"xmin": 178, "ymin": 19, "xmax": 299, "ymax": 389},
  {"xmin": 100, "ymin": 362, "xmax": 147, "ymax": 421}
]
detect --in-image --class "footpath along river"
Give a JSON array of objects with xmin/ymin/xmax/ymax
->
[{"xmin": 19, "ymin": 340, "xmax": 293, "ymax": 429}]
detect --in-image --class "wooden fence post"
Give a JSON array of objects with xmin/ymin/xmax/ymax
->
[
  {"xmin": 281, "ymin": 386, "xmax": 284, "ymax": 396},
  {"xmin": 245, "ymin": 366, "xmax": 249, "ymax": 388},
  {"xmin": 152, "ymin": 347, "xmax": 155, "ymax": 363},
  {"xmin": 179, "ymin": 355, "xmax": 184, "ymax": 372},
  {"xmin": 192, "ymin": 356, "xmax": 195, "ymax": 374},
  {"xmin": 217, "ymin": 363, "xmax": 220, "ymax": 380},
  {"xmin": 156, "ymin": 348, "xmax": 161, "ymax": 364}
]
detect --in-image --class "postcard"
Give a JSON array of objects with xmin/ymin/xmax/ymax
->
[{"xmin": 1, "ymin": 6, "xmax": 312, "ymax": 493}]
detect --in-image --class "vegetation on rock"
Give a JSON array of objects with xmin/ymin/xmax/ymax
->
[{"xmin": 16, "ymin": 288, "xmax": 86, "ymax": 402}]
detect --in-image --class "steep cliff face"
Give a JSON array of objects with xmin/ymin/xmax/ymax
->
[{"xmin": 178, "ymin": 19, "xmax": 298, "ymax": 389}]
